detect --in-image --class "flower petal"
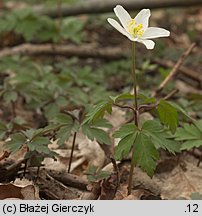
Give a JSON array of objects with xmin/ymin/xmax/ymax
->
[
  {"xmin": 114, "ymin": 5, "xmax": 131, "ymax": 30},
  {"xmin": 142, "ymin": 27, "xmax": 170, "ymax": 39},
  {"xmin": 107, "ymin": 18, "xmax": 136, "ymax": 41},
  {"xmin": 138, "ymin": 39, "xmax": 155, "ymax": 49},
  {"xmin": 134, "ymin": 9, "xmax": 151, "ymax": 30}
]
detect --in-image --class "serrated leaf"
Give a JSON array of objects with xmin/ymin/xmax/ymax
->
[
  {"xmin": 138, "ymin": 93, "xmax": 156, "ymax": 104},
  {"xmin": 4, "ymin": 133, "xmax": 27, "ymax": 153},
  {"xmin": 114, "ymin": 123, "xmax": 138, "ymax": 160},
  {"xmin": 157, "ymin": 99, "xmax": 178, "ymax": 133},
  {"xmin": 28, "ymin": 136, "xmax": 50, "ymax": 154},
  {"xmin": 92, "ymin": 119, "xmax": 112, "ymax": 129},
  {"xmin": 142, "ymin": 120, "xmax": 180, "ymax": 154},
  {"xmin": 113, "ymin": 123, "xmax": 138, "ymax": 139},
  {"xmin": 22, "ymin": 128, "xmax": 44, "ymax": 140},
  {"xmin": 194, "ymin": 119, "xmax": 202, "ymax": 133},
  {"xmin": 115, "ymin": 133, "xmax": 137, "ymax": 160},
  {"xmin": 175, "ymin": 123, "xmax": 202, "ymax": 141},
  {"xmin": 84, "ymin": 100, "xmax": 112, "ymax": 123},
  {"xmin": 56, "ymin": 125, "xmax": 73, "ymax": 146},
  {"xmin": 86, "ymin": 165, "xmax": 110, "ymax": 182},
  {"xmin": 51, "ymin": 113, "xmax": 73, "ymax": 125},
  {"xmin": 181, "ymin": 140, "xmax": 202, "ymax": 150},
  {"xmin": 175, "ymin": 120, "xmax": 202, "ymax": 150},
  {"xmin": 169, "ymin": 101, "xmax": 193, "ymax": 120},
  {"xmin": 82, "ymin": 124, "xmax": 111, "ymax": 145},
  {"xmin": 109, "ymin": 92, "xmax": 134, "ymax": 103},
  {"xmin": 132, "ymin": 133, "xmax": 159, "ymax": 177}
]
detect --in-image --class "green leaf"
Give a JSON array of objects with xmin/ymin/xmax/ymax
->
[
  {"xmin": 113, "ymin": 123, "xmax": 138, "ymax": 138},
  {"xmin": 22, "ymin": 128, "xmax": 44, "ymax": 140},
  {"xmin": 56, "ymin": 125, "xmax": 73, "ymax": 146},
  {"xmin": 84, "ymin": 100, "xmax": 112, "ymax": 123},
  {"xmin": 157, "ymin": 99, "xmax": 178, "ymax": 133},
  {"xmin": 138, "ymin": 93, "xmax": 156, "ymax": 104},
  {"xmin": 4, "ymin": 133, "xmax": 27, "ymax": 153},
  {"xmin": 0, "ymin": 121, "xmax": 7, "ymax": 139},
  {"xmin": 175, "ymin": 123, "xmax": 202, "ymax": 141},
  {"xmin": 132, "ymin": 133, "xmax": 159, "ymax": 177},
  {"xmin": 109, "ymin": 93, "xmax": 134, "ymax": 103},
  {"xmin": 169, "ymin": 101, "xmax": 193, "ymax": 120},
  {"xmin": 28, "ymin": 136, "xmax": 50, "ymax": 154},
  {"xmin": 3, "ymin": 91, "xmax": 18, "ymax": 103},
  {"xmin": 86, "ymin": 166, "xmax": 110, "ymax": 182},
  {"xmin": 82, "ymin": 123, "xmax": 111, "ymax": 145},
  {"xmin": 142, "ymin": 120, "xmax": 180, "ymax": 154},
  {"xmin": 114, "ymin": 123, "xmax": 138, "ymax": 160},
  {"xmin": 194, "ymin": 119, "xmax": 202, "ymax": 133},
  {"xmin": 181, "ymin": 140, "xmax": 202, "ymax": 150},
  {"xmin": 175, "ymin": 120, "xmax": 202, "ymax": 150},
  {"xmin": 51, "ymin": 113, "xmax": 73, "ymax": 125},
  {"xmin": 115, "ymin": 133, "xmax": 137, "ymax": 160},
  {"xmin": 91, "ymin": 119, "xmax": 112, "ymax": 129}
]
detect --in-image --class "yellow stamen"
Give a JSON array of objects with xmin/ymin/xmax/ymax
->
[{"xmin": 127, "ymin": 19, "xmax": 144, "ymax": 38}]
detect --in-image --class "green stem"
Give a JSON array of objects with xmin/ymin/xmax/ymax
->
[
  {"xmin": 132, "ymin": 41, "xmax": 138, "ymax": 112},
  {"xmin": 128, "ymin": 41, "xmax": 139, "ymax": 195}
]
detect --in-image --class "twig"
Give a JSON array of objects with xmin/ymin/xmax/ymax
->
[
  {"xmin": 0, "ymin": 43, "xmax": 126, "ymax": 60},
  {"xmin": 155, "ymin": 43, "xmax": 196, "ymax": 95},
  {"xmin": 163, "ymin": 88, "xmax": 179, "ymax": 100},
  {"xmin": 153, "ymin": 58, "xmax": 202, "ymax": 84},
  {"xmin": 48, "ymin": 170, "xmax": 89, "ymax": 190},
  {"xmin": 35, "ymin": 0, "xmax": 202, "ymax": 18}
]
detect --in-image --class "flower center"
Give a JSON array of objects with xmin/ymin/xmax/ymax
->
[{"xmin": 127, "ymin": 19, "xmax": 144, "ymax": 38}]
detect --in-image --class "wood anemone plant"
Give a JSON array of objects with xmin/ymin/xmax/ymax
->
[{"xmin": 107, "ymin": 5, "xmax": 170, "ymax": 195}]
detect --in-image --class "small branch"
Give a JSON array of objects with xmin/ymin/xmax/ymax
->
[
  {"xmin": 48, "ymin": 170, "xmax": 88, "ymax": 190},
  {"xmin": 36, "ymin": 0, "xmax": 202, "ymax": 18},
  {"xmin": 153, "ymin": 58, "xmax": 202, "ymax": 84},
  {"xmin": 163, "ymin": 88, "xmax": 179, "ymax": 100},
  {"xmin": 155, "ymin": 43, "xmax": 196, "ymax": 95},
  {"xmin": 0, "ymin": 43, "xmax": 126, "ymax": 60}
]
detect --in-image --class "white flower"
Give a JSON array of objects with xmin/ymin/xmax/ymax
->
[{"xmin": 107, "ymin": 5, "xmax": 170, "ymax": 49}]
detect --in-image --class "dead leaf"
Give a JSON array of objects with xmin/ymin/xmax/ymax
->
[{"xmin": 0, "ymin": 180, "xmax": 40, "ymax": 200}]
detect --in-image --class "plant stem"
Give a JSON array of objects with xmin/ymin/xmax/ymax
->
[
  {"xmin": 68, "ymin": 132, "xmax": 77, "ymax": 173},
  {"xmin": 128, "ymin": 41, "xmax": 139, "ymax": 195},
  {"xmin": 132, "ymin": 42, "xmax": 138, "ymax": 112}
]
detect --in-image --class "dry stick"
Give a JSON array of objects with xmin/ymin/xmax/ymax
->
[
  {"xmin": 68, "ymin": 132, "xmax": 77, "ymax": 173},
  {"xmin": 163, "ymin": 88, "xmax": 179, "ymax": 100},
  {"xmin": 48, "ymin": 170, "xmax": 89, "ymax": 190},
  {"xmin": 155, "ymin": 43, "xmax": 196, "ymax": 96},
  {"xmin": 1, "ymin": 43, "xmax": 200, "ymax": 85},
  {"xmin": 0, "ymin": 43, "xmax": 126, "ymax": 60},
  {"xmin": 153, "ymin": 58, "xmax": 202, "ymax": 84},
  {"xmin": 36, "ymin": 0, "xmax": 202, "ymax": 18}
]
